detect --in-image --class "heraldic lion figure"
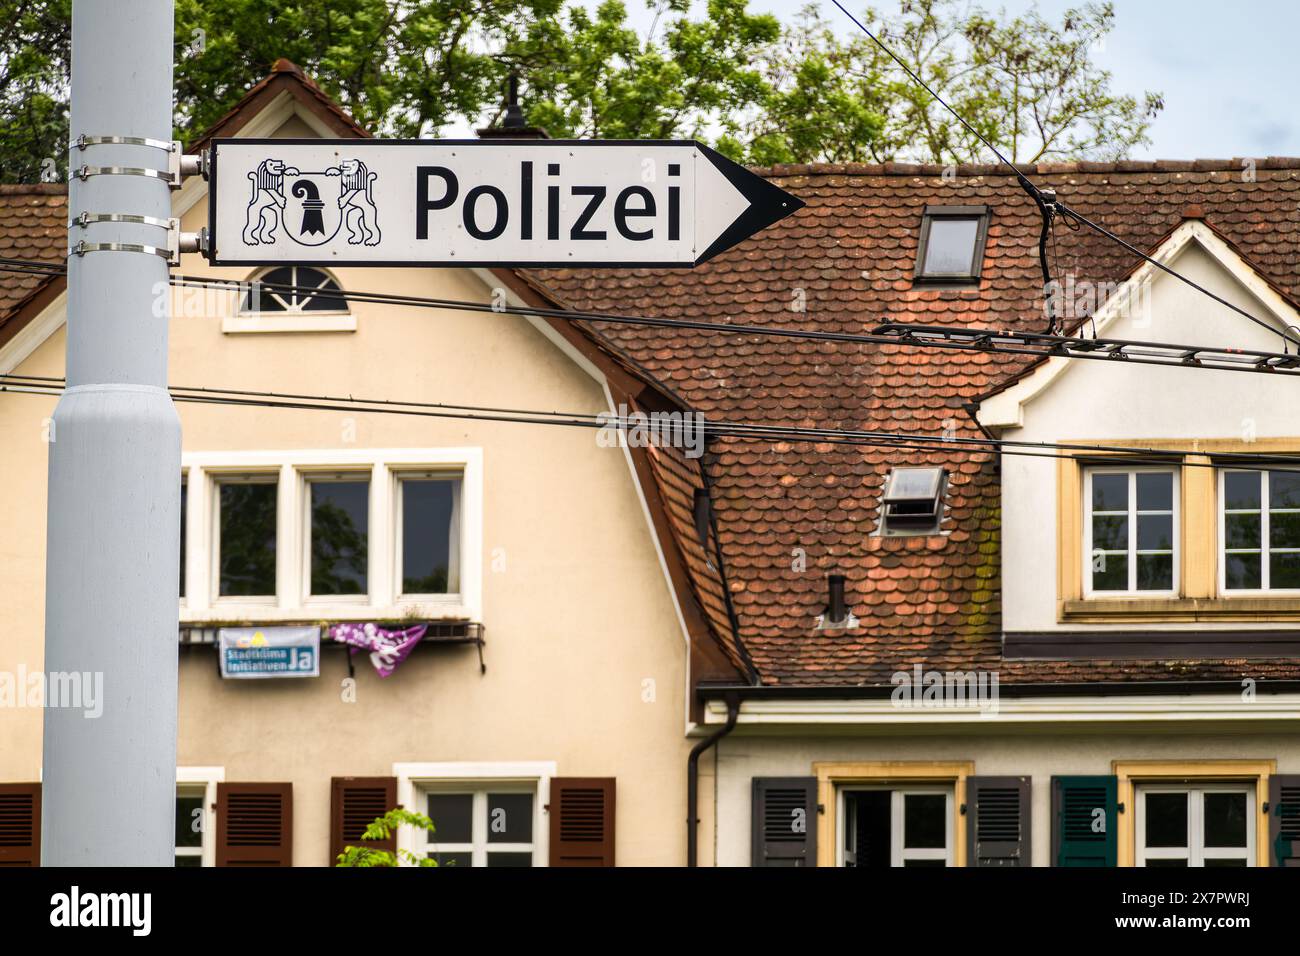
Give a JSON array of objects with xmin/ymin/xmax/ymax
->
[
  {"xmin": 242, "ymin": 158, "xmax": 299, "ymax": 245},
  {"xmin": 328, "ymin": 159, "xmax": 381, "ymax": 246}
]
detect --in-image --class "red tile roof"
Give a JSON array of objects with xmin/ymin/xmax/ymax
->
[
  {"xmin": 8, "ymin": 59, "xmax": 1300, "ymax": 691},
  {"xmin": 0, "ymin": 184, "xmax": 67, "ymax": 345},
  {"xmin": 534, "ymin": 159, "xmax": 1300, "ymax": 687}
]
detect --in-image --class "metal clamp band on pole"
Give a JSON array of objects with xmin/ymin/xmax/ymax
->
[
  {"xmin": 68, "ymin": 238, "xmax": 176, "ymax": 264},
  {"xmin": 71, "ymin": 211, "xmax": 173, "ymax": 231},
  {"xmin": 71, "ymin": 133, "xmax": 177, "ymax": 153},
  {"xmin": 74, "ymin": 163, "xmax": 178, "ymax": 186}
]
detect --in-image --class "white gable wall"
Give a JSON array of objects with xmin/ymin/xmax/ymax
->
[{"xmin": 991, "ymin": 232, "xmax": 1300, "ymax": 633}]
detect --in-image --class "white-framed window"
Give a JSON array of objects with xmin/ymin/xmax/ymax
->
[
  {"xmin": 1220, "ymin": 468, "xmax": 1300, "ymax": 592},
  {"xmin": 181, "ymin": 449, "xmax": 482, "ymax": 622},
  {"xmin": 302, "ymin": 471, "xmax": 371, "ymax": 602},
  {"xmin": 1083, "ymin": 467, "xmax": 1178, "ymax": 596},
  {"xmin": 175, "ymin": 766, "xmax": 223, "ymax": 868},
  {"xmin": 224, "ymin": 266, "xmax": 355, "ymax": 334},
  {"xmin": 394, "ymin": 762, "xmax": 554, "ymax": 867},
  {"xmin": 1136, "ymin": 783, "xmax": 1254, "ymax": 867},
  {"xmin": 837, "ymin": 785, "xmax": 954, "ymax": 867},
  {"xmin": 211, "ymin": 472, "xmax": 280, "ymax": 604},
  {"xmin": 394, "ymin": 471, "xmax": 462, "ymax": 599}
]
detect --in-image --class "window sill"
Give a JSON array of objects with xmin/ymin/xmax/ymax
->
[
  {"xmin": 221, "ymin": 314, "xmax": 356, "ymax": 334},
  {"xmin": 1061, "ymin": 595, "xmax": 1300, "ymax": 624},
  {"xmin": 180, "ymin": 604, "xmax": 475, "ymax": 625}
]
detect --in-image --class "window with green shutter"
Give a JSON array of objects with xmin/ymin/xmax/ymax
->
[
  {"xmin": 1269, "ymin": 774, "xmax": 1300, "ymax": 867},
  {"xmin": 1051, "ymin": 775, "xmax": 1117, "ymax": 866}
]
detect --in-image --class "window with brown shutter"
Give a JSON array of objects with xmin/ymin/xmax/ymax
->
[
  {"xmin": 216, "ymin": 782, "xmax": 293, "ymax": 866},
  {"xmin": 966, "ymin": 775, "xmax": 1031, "ymax": 867},
  {"xmin": 0, "ymin": 783, "xmax": 40, "ymax": 867},
  {"xmin": 330, "ymin": 776, "xmax": 396, "ymax": 865},
  {"xmin": 548, "ymin": 778, "xmax": 615, "ymax": 867}
]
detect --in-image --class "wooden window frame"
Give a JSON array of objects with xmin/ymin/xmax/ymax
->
[
  {"xmin": 1082, "ymin": 465, "xmax": 1179, "ymax": 598},
  {"xmin": 1135, "ymin": 783, "xmax": 1254, "ymax": 867},
  {"xmin": 394, "ymin": 761, "xmax": 555, "ymax": 867},
  {"xmin": 813, "ymin": 761, "xmax": 973, "ymax": 868},
  {"xmin": 176, "ymin": 766, "xmax": 224, "ymax": 868},
  {"xmin": 418, "ymin": 787, "xmax": 537, "ymax": 867},
  {"xmin": 392, "ymin": 470, "xmax": 464, "ymax": 604},
  {"xmin": 837, "ymin": 784, "xmax": 954, "ymax": 867},
  {"xmin": 180, "ymin": 449, "xmax": 482, "ymax": 624},
  {"xmin": 300, "ymin": 470, "xmax": 373, "ymax": 606},
  {"xmin": 913, "ymin": 205, "xmax": 990, "ymax": 284},
  {"xmin": 210, "ymin": 470, "xmax": 281, "ymax": 608},
  {"xmin": 1057, "ymin": 441, "xmax": 1300, "ymax": 623},
  {"xmin": 1113, "ymin": 759, "xmax": 1273, "ymax": 868},
  {"xmin": 1218, "ymin": 467, "xmax": 1300, "ymax": 595},
  {"xmin": 225, "ymin": 265, "xmax": 356, "ymax": 334}
]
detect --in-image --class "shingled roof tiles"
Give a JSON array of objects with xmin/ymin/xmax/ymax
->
[
  {"xmin": 533, "ymin": 161, "xmax": 1300, "ymax": 687},
  {"xmin": 0, "ymin": 184, "xmax": 67, "ymax": 337},
  {"xmin": 642, "ymin": 431, "xmax": 751, "ymax": 678}
]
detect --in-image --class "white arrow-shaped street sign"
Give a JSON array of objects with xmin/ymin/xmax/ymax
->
[{"xmin": 207, "ymin": 138, "xmax": 803, "ymax": 268}]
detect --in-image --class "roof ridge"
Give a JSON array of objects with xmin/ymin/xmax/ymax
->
[
  {"xmin": 186, "ymin": 59, "xmax": 369, "ymax": 152},
  {"xmin": 750, "ymin": 157, "xmax": 1300, "ymax": 179}
]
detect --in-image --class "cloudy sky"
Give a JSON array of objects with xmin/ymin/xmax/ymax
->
[{"xmin": 614, "ymin": 0, "xmax": 1295, "ymax": 160}]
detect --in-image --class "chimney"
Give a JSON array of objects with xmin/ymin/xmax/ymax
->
[
  {"xmin": 477, "ymin": 74, "xmax": 549, "ymax": 139},
  {"xmin": 825, "ymin": 574, "xmax": 850, "ymax": 627}
]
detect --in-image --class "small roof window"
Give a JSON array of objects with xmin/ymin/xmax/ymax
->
[
  {"xmin": 879, "ymin": 466, "xmax": 948, "ymax": 536},
  {"xmin": 914, "ymin": 205, "xmax": 990, "ymax": 283}
]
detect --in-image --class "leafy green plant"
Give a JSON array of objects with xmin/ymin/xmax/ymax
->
[{"xmin": 335, "ymin": 807, "xmax": 441, "ymax": 867}]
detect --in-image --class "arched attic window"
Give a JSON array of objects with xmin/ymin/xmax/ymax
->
[
  {"xmin": 241, "ymin": 266, "xmax": 348, "ymax": 314},
  {"xmin": 228, "ymin": 266, "xmax": 354, "ymax": 333}
]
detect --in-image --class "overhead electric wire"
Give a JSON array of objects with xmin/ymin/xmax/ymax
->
[
  {"xmin": 1051, "ymin": 202, "xmax": 1300, "ymax": 351},
  {"xmin": 827, "ymin": 0, "xmax": 1065, "ymax": 332},
  {"xmin": 155, "ymin": 273, "xmax": 1300, "ymax": 378},
  {"xmin": 4, "ymin": 260, "xmax": 1300, "ymax": 380},
  {"xmin": 827, "ymin": 0, "xmax": 1300, "ymax": 350},
  {"xmin": 5, "ymin": 371, "xmax": 1300, "ymax": 470},
  {"xmin": 0, "ymin": 256, "xmax": 65, "ymax": 278}
]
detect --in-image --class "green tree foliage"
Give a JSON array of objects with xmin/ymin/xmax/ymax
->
[
  {"xmin": 522, "ymin": 0, "xmax": 779, "ymax": 141},
  {"xmin": 335, "ymin": 807, "xmax": 441, "ymax": 867},
  {"xmin": 746, "ymin": 0, "xmax": 1160, "ymax": 166},
  {"xmin": 0, "ymin": 0, "xmax": 1160, "ymax": 183},
  {"xmin": 0, "ymin": 0, "xmax": 71, "ymax": 184}
]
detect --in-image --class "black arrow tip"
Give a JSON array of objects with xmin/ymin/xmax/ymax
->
[{"xmin": 694, "ymin": 143, "xmax": 806, "ymax": 266}]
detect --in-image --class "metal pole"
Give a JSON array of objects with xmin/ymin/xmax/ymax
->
[{"xmin": 42, "ymin": 0, "xmax": 180, "ymax": 865}]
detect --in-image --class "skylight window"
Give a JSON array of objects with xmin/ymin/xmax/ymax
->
[
  {"xmin": 879, "ymin": 466, "xmax": 948, "ymax": 536},
  {"xmin": 915, "ymin": 206, "xmax": 990, "ymax": 283}
]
